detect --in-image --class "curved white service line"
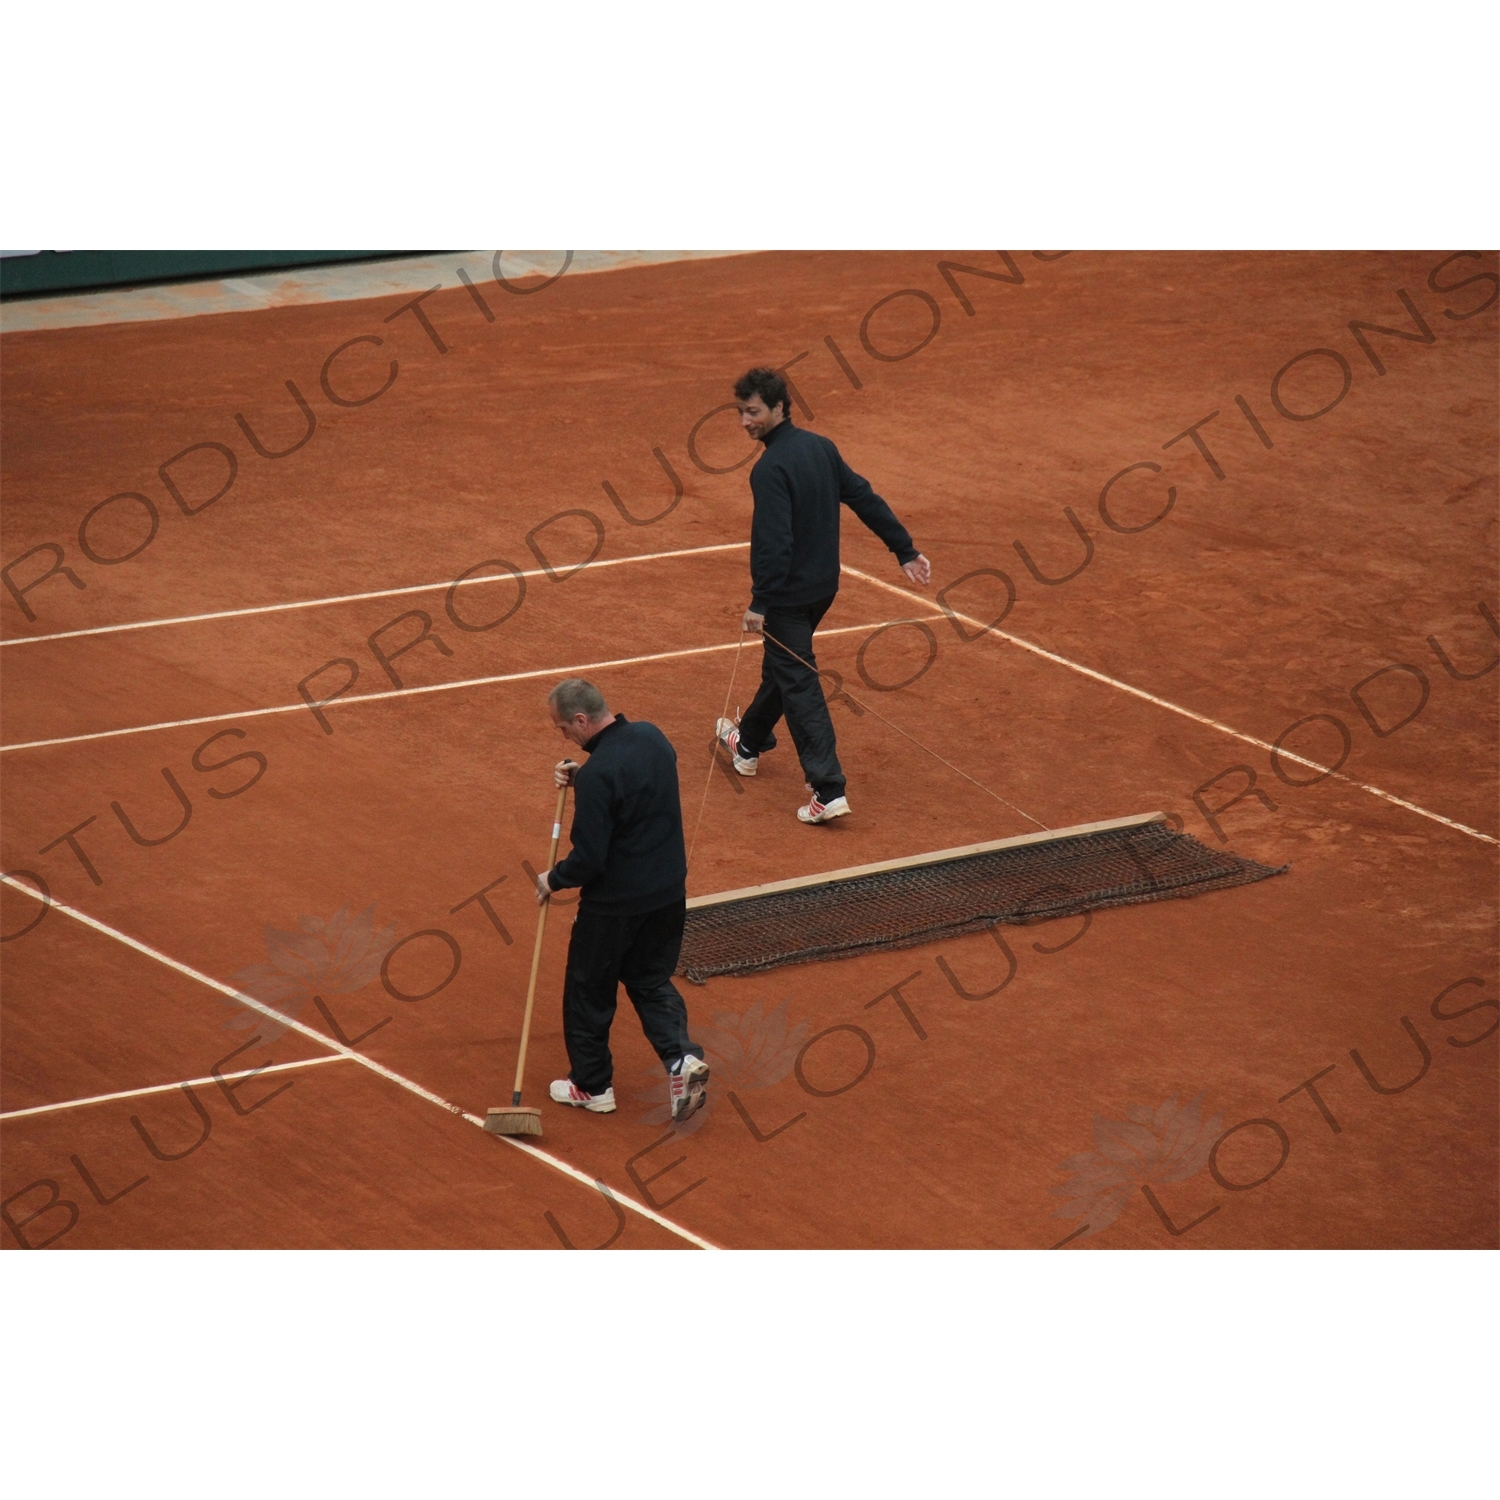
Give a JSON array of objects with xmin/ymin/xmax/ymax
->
[{"xmin": 0, "ymin": 873, "xmax": 721, "ymax": 1251}]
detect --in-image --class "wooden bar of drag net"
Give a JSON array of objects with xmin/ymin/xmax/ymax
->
[
  {"xmin": 686, "ymin": 811, "xmax": 1167, "ymax": 911},
  {"xmin": 677, "ymin": 812, "xmax": 1287, "ymax": 982}
]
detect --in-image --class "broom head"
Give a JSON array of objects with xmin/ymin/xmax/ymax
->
[{"xmin": 484, "ymin": 1105, "xmax": 543, "ymax": 1137}]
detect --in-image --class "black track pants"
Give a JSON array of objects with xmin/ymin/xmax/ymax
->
[
  {"xmin": 561, "ymin": 898, "xmax": 702, "ymax": 1095},
  {"xmin": 738, "ymin": 594, "xmax": 847, "ymax": 802}
]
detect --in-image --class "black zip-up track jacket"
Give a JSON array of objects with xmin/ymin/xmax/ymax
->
[
  {"xmin": 748, "ymin": 418, "xmax": 918, "ymax": 613},
  {"xmin": 546, "ymin": 715, "xmax": 687, "ymax": 916}
]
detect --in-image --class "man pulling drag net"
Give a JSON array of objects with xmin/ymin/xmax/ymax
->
[{"xmin": 718, "ymin": 366, "xmax": 932, "ymax": 824}]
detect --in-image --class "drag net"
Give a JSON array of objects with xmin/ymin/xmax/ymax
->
[{"xmin": 678, "ymin": 821, "xmax": 1286, "ymax": 983}]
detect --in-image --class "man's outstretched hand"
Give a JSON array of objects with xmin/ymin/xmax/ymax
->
[
  {"xmin": 901, "ymin": 554, "xmax": 932, "ymax": 586},
  {"xmin": 535, "ymin": 872, "xmax": 552, "ymax": 905},
  {"xmin": 742, "ymin": 608, "xmax": 765, "ymax": 634}
]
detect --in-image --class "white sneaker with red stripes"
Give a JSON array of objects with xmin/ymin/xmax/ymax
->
[
  {"xmin": 549, "ymin": 1079, "xmax": 617, "ymax": 1113},
  {"xmin": 669, "ymin": 1054, "xmax": 711, "ymax": 1122},
  {"xmin": 797, "ymin": 793, "xmax": 851, "ymax": 824},
  {"xmin": 716, "ymin": 717, "xmax": 758, "ymax": 776}
]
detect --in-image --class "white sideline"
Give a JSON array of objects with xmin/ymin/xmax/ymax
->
[
  {"xmin": 0, "ymin": 617, "xmax": 943, "ymax": 754},
  {"xmin": 0, "ymin": 542, "xmax": 752, "ymax": 649},
  {"xmin": 846, "ymin": 567, "xmax": 1500, "ymax": 848},
  {"xmin": 0, "ymin": 1055, "xmax": 349, "ymax": 1120},
  {"xmin": 0, "ymin": 874, "xmax": 720, "ymax": 1250}
]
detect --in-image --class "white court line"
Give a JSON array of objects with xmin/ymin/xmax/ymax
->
[
  {"xmin": 0, "ymin": 874, "xmax": 720, "ymax": 1250},
  {"xmin": 845, "ymin": 567, "xmax": 1500, "ymax": 848},
  {"xmin": 0, "ymin": 542, "xmax": 751, "ymax": 648},
  {"xmin": 0, "ymin": 618, "xmax": 935, "ymax": 754},
  {"xmin": 1, "ymin": 1055, "xmax": 349, "ymax": 1121}
]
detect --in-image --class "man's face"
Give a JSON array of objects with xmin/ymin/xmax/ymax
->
[
  {"xmin": 551, "ymin": 706, "xmax": 594, "ymax": 747},
  {"xmin": 738, "ymin": 393, "xmax": 785, "ymax": 441}
]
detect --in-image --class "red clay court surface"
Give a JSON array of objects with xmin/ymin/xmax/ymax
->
[{"xmin": 1, "ymin": 249, "xmax": 1495, "ymax": 1250}]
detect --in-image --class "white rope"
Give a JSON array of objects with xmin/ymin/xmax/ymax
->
[{"xmin": 760, "ymin": 628, "xmax": 1049, "ymax": 831}]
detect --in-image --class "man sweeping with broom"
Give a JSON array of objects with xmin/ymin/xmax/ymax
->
[{"xmin": 533, "ymin": 677, "xmax": 709, "ymax": 1122}]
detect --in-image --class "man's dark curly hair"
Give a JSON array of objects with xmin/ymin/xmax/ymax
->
[{"xmin": 733, "ymin": 366, "xmax": 789, "ymax": 416}]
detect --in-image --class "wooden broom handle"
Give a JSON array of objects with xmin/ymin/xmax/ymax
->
[{"xmin": 511, "ymin": 782, "xmax": 569, "ymax": 1103}]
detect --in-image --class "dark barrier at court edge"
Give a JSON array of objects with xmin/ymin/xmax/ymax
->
[{"xmin": 9, "ymin": 252, "xmax": 1499, "ymax": 941}]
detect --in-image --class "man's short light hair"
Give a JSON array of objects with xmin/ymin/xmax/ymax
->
[{"xmin": 549, "ymin": 678, "xmax": 609, "ymax": 721}]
